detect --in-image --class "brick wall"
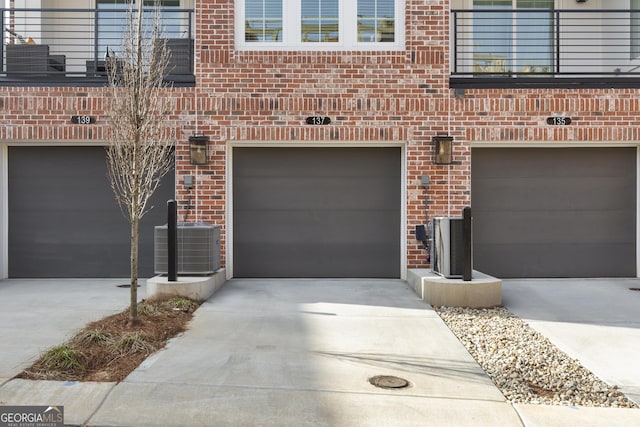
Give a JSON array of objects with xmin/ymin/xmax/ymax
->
[
  {"xmin": 194, "ymin": 0, "xmax": 457, "ymax": 270},
  {"xmin": 2, "ymin": 1, "xmax": 640, "ymax": 272}
]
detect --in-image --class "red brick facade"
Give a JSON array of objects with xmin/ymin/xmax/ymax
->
[{"xmin": 2, "ymin": 0, "xmax": 639, "ymax": 274}]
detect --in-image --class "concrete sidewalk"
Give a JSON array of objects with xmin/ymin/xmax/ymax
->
[{"xmin": 1, "ymin": 278, "xmax": 640, "ymax": 426}]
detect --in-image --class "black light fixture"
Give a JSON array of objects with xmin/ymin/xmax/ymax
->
[
  {"xmin": 188, "ymin": 135, "xmax": 209, "ymax": 165},
  {"xmin": 433, "ymin": 136, "xmax": 453, "ymax": 165}
]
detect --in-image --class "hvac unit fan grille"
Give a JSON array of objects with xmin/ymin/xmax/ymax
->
[{"xmin": 154, "ymin": 223, "xmax": 220, "ymax": 274}]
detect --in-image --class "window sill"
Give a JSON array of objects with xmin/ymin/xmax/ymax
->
[{"xmin": 234, "ymin": 42, "xmax": 405, "ymax": 52}]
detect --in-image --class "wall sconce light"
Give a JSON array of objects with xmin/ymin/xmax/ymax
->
[
  {"xmin": 188, "ymin": 135, "xmax": 209, "ymax": 165},
  {"xmin": 433, "ymin": 136, "xmax": 453, "ymax": 165}
]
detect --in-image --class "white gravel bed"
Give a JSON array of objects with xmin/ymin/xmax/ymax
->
[{"xmin": 435, "ymin": 306, "xmax": 637, "ymax": 408}]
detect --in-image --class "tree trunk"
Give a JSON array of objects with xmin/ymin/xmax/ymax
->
[{"xmin": 130, "ymin": 216, "xmax": 139, "ymax": 325}]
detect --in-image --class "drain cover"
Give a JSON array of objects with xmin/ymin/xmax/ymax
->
[{"xmin": 369, "ymin": 375, "xmax": 410, "ymax": 389}]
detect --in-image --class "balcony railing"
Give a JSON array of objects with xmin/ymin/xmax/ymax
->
[
  {"xmin": 452, "ymin": 9, "xmax": 640, "ymax": 86},
  {"xmin": 1, "ymin": 7, "xmax": 194, "ymax": 85}
]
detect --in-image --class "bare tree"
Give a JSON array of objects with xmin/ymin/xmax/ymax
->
[{"xmin": 105, "ymin": 0, "xmax": 174, "ymax": 325}]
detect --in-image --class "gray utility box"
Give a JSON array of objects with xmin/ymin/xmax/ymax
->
[
  {"xmin": 154, "ymin": 222, "xmax": 220, "ymax": 275},
  {"xmin": 431, "ymin": 217, "xmax": 465, "ymax": 279}
]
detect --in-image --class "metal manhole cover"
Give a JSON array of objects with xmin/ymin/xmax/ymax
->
[{"xmin": 369, "ymin": 375, "xmax": 410, "ymax": 389}]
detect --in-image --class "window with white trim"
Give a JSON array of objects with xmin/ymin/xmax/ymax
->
[{"xmin": 236, "ymin": 0, "xmax": 404, "ymax": 50}]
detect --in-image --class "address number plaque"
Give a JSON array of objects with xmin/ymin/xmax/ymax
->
[
  {"xmin": 546, "ymin": 116, "xmax": 572, "ymax": 126},
  {"xmin": 306, "ymin": 116, "xmax": 331, "ymax": 125},
  {"xmin": 70, "ymin": 115, "xmax": 96, "ymax": 125}
]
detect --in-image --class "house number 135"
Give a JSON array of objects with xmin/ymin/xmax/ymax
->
[{"xmin": 546, "ymin": 116, "xmax": 572, "ymax": 126}]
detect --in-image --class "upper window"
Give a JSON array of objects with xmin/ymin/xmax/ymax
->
[
  {"xmin": 472, "ymin": 0, "xmax": 554, "ymax": 74},
  {"xmin": 302, "ymin": 0, "xmax": 340, "ymax": 42},
  {"xmin": 245, "ymin": 0, "xmax": 284, "ymax": 42},
  {"xmin": 358, "ymin": 0, "xmax": 397, "ymax": 43},
  {"xmin": 632, "ymin": 0, "xmax": 640, "ymax": 58},
  {"xmin": 237, "ymin": 0, "xmax": 404, "ymax": 50},
  {"xmin": 97, "ymin": 0, "xmax": 183, "ymax": 57}
]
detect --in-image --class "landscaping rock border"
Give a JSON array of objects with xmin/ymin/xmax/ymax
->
[{"xmin": 434, "ymin": 306, "xmax": 637, "ymax": 408}]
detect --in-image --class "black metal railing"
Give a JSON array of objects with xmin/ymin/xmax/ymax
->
[
  {"xmin": 452, "ymin": 9, "xmax": 640, "ymax": 79},
  {"xmin": 1, "ymin": 7, "xmax": 194, "ymax": 85}
]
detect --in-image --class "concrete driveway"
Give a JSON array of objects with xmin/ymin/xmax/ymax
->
[
  {"xmin": 90, "ymin": 278, "xmax": 519, "ymax": 426},
  {"xmin": 2, "ymin": 277, "xmax": 640, "ymax": 426},
  {"xmin": 502, "ymin": 278, "xmax": 640, "ymax": 405},
  {"xmin": 1, "ymin": 278, "xmax": 520, "ymax": 426}
]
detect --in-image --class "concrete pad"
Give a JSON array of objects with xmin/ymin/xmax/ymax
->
[
  {"xmin": 503, "ymin": 279, "xmax": 640, "ymax": 405},
  {"xmin": 0, "ymin": 279, "xmax": 146, "ymax": 378},
  {"xmin": 204, "ymin": 278, "xmax": 434, "ymax": 316},
  {"xmin": 91, "ymin": 382, "xmax": 522, "ymax": 427},
  {"xmin": 408, "ymin": 269, "xmax": 502, "ymax": 308},
  {"xmin": 0, "ymin": 378, "xmax": 116, "ymax": 426},
  {"xmin": 514, "ymin": 404, "xmax": 640, "ymax": 427},
  {"xmin": 146, "ymin": 269, "xmax": 226, "ymax": 301}
]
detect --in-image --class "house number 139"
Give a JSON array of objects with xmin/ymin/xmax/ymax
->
[{"xmin": 71, "ymin": 115, "xmax": 96, "ymax": 125}]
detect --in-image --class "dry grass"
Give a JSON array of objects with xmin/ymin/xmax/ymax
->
[{"xmin": 18, "ymin": 296, "xmax": 201, "ymax": 382}]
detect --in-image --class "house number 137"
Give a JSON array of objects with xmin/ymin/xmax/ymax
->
[{"xmin": 306, "ymin": 116, "xmax": 331, "ymax": 125}]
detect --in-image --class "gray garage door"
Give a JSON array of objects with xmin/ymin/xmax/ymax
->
[
  {"xmin": 472, "ymin": 147, "xmax": 636, "ymax": 278},
  {"xmin": 233, "ymin": 147, "xmax": 401, "ymax": 278},
  {"xmin": 8, "ymin": 146, "xmax": 175, "ymax": 278}
]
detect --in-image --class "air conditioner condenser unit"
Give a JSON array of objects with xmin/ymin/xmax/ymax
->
[
  {"xmin": 431, "ymin": 217, "xmax": 465, "ymax": 279},
  {"xmin": 154, "ymin": 222, "xmax": 220, "ymax": 275}
]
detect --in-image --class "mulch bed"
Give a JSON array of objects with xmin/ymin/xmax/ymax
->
[{"xmin": 18, "ymin": 297, "xmax": 201, "ymax": 382}]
